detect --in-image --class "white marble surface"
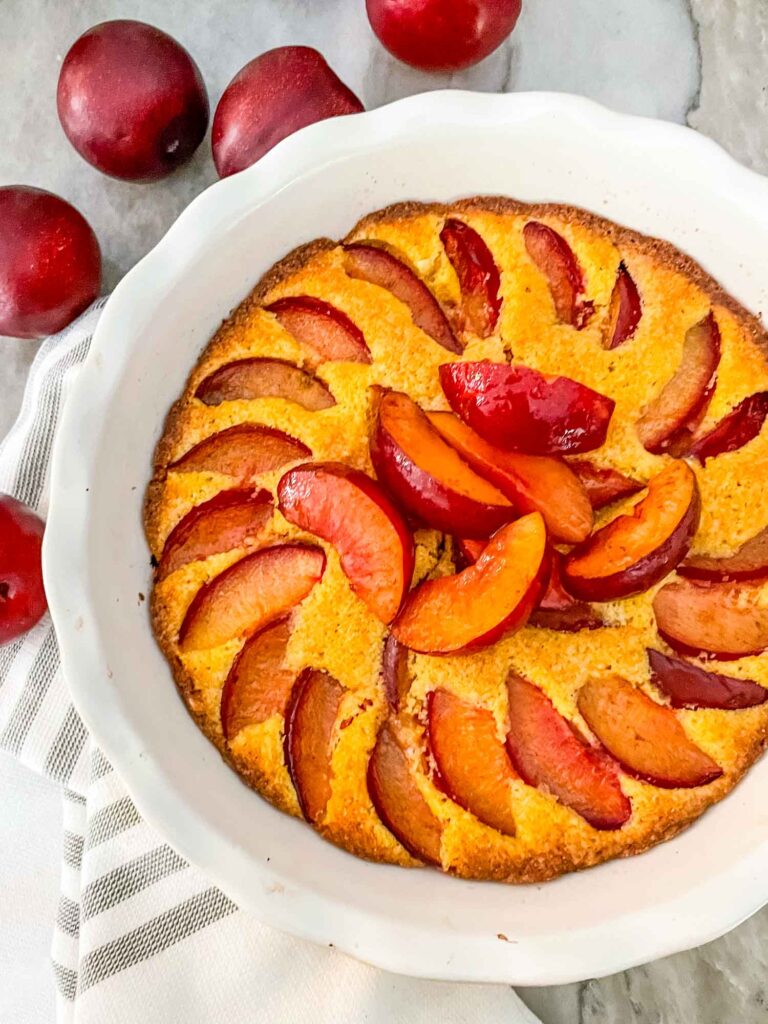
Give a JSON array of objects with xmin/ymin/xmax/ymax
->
[{"xmin": 1, "ymin": 1, "xmax": 768, "ymax": 1021}]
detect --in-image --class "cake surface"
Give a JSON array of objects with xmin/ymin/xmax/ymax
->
[{"xmin": 145, "ymin": 196, "xmax": 768, "ymax": 883}]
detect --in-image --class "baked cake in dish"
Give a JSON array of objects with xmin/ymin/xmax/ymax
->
[{"xmin": 145, "ymin": 197, "xmax": 768, "ymax": 883}]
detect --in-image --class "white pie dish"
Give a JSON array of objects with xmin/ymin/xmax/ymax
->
[{"xmin": 43, "ymin": 90, "xmax": 768, "ymax": 986}]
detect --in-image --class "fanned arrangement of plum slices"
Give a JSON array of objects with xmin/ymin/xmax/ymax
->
[{"xmin": 145, "ymin": 197, "xmax": 768, "ymax": 883}]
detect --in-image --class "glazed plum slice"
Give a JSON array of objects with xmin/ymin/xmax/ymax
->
[
  {"xmin": 344, "ymin": 242, "xmax": 461, "ymax": 353},
  {"xmin": 284, "ymin": 667, "xmax": 345, "ymax": 823},
  {"xmin": 505, "ymin": 674, "xmax": 630, "ymax": 829},
  {"xmin": 562, "ymin": 461, "xmax": 700, "ymax": 601},
  {"xmin": 440, "ymin": 218, "xmax": 501, "ymax": 337},
  {"xmin": 578, "ymin": 675, "xmax": 722, "ymax": 788},
  {"xmin": 157, "ymin": 488, "xmax": 273, "ymax": 580},
  {"xmin": 367, "ymin": 721, "xmax": 443, "ymax": 864},
  {"xmin": 688, "ymin": 391, "xmax": 768, "ymax": 463},
  {"xmin": 267, "ymin": 295, "xmax": 371, "ymax": 367},
  {"xmin": 679, "ymin": 524, "xmax": 768, "ymax": 584},
  {"xmin": 529, "ymin": 552, "xmax": 604, "ymax": 632},
  {"xmin": 381, "ymin": 634, "xmax": 410, "ymax": 712},
  {"xmin": 220, "ymin": 617, "xmax": 294, "ymax": 740},
  {"xmin": 569, "ymin": 459, "xmax": 643, "ymax": 511},
  {"xmin": 647, "ymin": 649, "xmax": 767, "ymax": 711},
  {"xmin": 277, "ymin": 462, "xmax": 414, "ymax": 624},
  {"xmin": 603, "ymin": 262, "xmax": 641, "ymax": 350},
  {"xmin": 428, "ymin": 410, "xmax": 593, "ymax": 543},
  {"xmin": 653, "ymin": 579, "xmax": 768, "ymax": 660},
  {"xmin": 370, "ymin": 387, "xmax": 513, "ymax": 538},
  {"xmin": 522, "ymin": 220, "xmax": 594, "ymax": 328},
  {"xmin": 455, "ymin": 538, "xmax": 602, "ymax": 633},
  {"xmin": 195, "ymin": 358, "xmax": 335, "ymax": 410},
  {"xmin": 178, "ymin": 543, "xmax": 325, "ymax": 651},
  {"xmin": 427, "ymin": 688, "xmax": 516, "ymax": 836},
  {"xmin": 392, "ymin": 512, "xmax": 548, "ymax": 654},
  {"xmin": 439, "ymin": 360, "xmax": 615, "ymax": 456},
  {"xmin": 170, "ymin": 423, "xmax": 310, "ymax": 483},
  {"xmin": 636, "ymin": 312, "xmax": 721, "ymax": 454}
]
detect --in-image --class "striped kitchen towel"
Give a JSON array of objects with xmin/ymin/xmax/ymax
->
[{"xmin": 0, "ymin": 304, "xmax": 540, "ymax": 1024}]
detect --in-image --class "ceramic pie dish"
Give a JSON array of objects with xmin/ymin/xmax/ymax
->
[{"xmin": 44, "ymin": 91, "xmax": 768, "ymax": 984}]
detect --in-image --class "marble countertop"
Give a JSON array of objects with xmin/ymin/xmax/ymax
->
[{"xmin": 2, "ymin": 1, "xmax": 768, "ymax": 1021}]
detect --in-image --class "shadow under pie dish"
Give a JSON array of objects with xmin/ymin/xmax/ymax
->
[{"xmin": 144, "ymin": 195, "xmax": 768, "ymax": 884}]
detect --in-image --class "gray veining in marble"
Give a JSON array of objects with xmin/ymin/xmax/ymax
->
[{"xmin": 2, "ymin": 2, "xmax": 768, "ymax": 1022}]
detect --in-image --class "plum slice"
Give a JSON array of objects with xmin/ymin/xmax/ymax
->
[
  {"xmin": 344, "ymin": 242, "xmax": 461, "ymax": 353},
  {"xmin": 455, "ymin": 538, "xmax": 602, "ymax": 633},
  {"xmin": 428, "ymin": 410, "xmax": 593, "ymax": 543},
  {"xmin": 679, "ymin": 524, "xmax": 768, "ymax": 584},
  {"xmin": 569, "ymin": 459, "xmax": 643, "ymax": 511},
  {"xmin": 563, "ymin": 461, "xmax": 700, "ymax": 601},
  {"xmin": 603, "ymin": 262, "xmax": 641, "ymax": 350},
  {"xmin": 505, "ymin": 674, "xmax": 630, "ymax": 829},
  {"xmin": 647, "ymin": 648, "xmax": 767, "ymax": 710},
  {"xmin": 170, "ymin": 423, "xmax": 310, "ymax": 483},
  {"xmin": 381, "ymin": 634, "xmax": 410, "ymax": 712},
  {"xmin": 178, "ymin": 543, "xmax": 325, "ymax": 651},
  {"xmin": 636, "ymin": 312, "xmax": 721, "ymax": 454},
  {"xmin": 439, "ymin": 360, "xmax": 615, "ymax": 456},
  {"xmin": 688, "ymin": 391, "xmax": 768, "ymax": 464},
  {"xmin": 195, "ymin": 357, "xmax": 335, "ymax": 410},
  {"xmin": 578, "ymin": 675, "xmax": 723, "ymax": 788},
  {"xmin": 367, "ymin": 721, "xmax": 443, "ymax": 864},
  {"xmin": 157, "ymin": 488, "xmax": 273, "ymax": 580},
  {"xmin": 278, "ymin": 461, "xmax": 414, "ymax": 624},
  {"xmin": 653, "ymin": 579, "xmax": 768, "ymax": 660},
  {"xmin": 427, "ymin": 688, "xmax": 516, "ymax": 836},
  {"xmin": 392, "ymin": 512, "xmax": 548, "ymax": 654},
  {"xmin": 529, "ymin": 552, "xmax": 604, "ymax": 633},
  {"xmin": 370, "ymin": 387, "xmax": 513, "ymax": 538},
  {"xmin": 267, "ymin": 295, "xmax": 371, "ymax": 367},
  {"xmin": 523, "ymin": 220, "xmax": 594, "ymax": 328},
  {"xmin": 440, "ymin": 218, "xmax": 501, "ymax": 337},
  {"xmin": 220, "ymin": 618, "xmax": 294, "ymax": 740},
  {"xmin": 284, "ymin": 667, "xmax": 345, "ymax": 823}
]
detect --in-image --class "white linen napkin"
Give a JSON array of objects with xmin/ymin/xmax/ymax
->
[{"xmin": 0, "ymin": 304, "xmax": 541, "ymax": 1024}]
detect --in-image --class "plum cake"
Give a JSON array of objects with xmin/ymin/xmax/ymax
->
[{"xmin": 145, "ymin": 197, "xmax": 768, "ymax": 882}]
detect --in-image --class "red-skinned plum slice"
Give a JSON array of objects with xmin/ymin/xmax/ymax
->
[
  {"xmin": 370, "ymin": 387, "xmax": 513, "ymax": 538},
  {"xmin": 344, "ymin": 242, "xmax": 461, "ymax": 353},
  {"xmin": 563, "ymin": 461, "xmax": 700, "ymax": 601},
  {"xmin": 195, "ymin": 357, "xmax": 335, "ymax": 410},
  {"xmin": 440, "ymin": 218, "xmax": 501, "ymax": 337},
  {"xmin": 578, "ymin": 675, "xmax": 723, "ymax": 788},
  {"xmin": 603, "ymin": 262, "xmax": 641, "ymax": 350},
  {"xmin": 428, "ymin": 410, "xmax": 593, "ymax": 543},
  {"xmin": 647, "ymin": 648, "xmax": 767, "ymax": 710},
  {"xmin": 523, "ymin": 221, "xmax": 594, "ymax": 328},
  {"xmin": 392, "ymin": 513, "xmax": 548, "ymax": 654},
  {"xmin": 267, "ymin": 295, "xmax": 371, "ymax": 367},
  {"xmin": 636, "ymin": 313, "xmax": 721, "ymax": 454},
  {"xmin": 158, "ymin": 488, "xmax": 273, "ymax": 580},
  {"xmin": 277, "ymin": 461, "xmax": 414, "ymax": 624},
  {"xmin": 653, "ymin": 579, "xmax": 768, "ymax": 660},
  {"xmin": 439, "ymin": 360, "xmax": 615, "ymax": 456},
  {"xmin": 427, "ymin": 688, "xmax": 516, "ymax": 835},
  {"xmin": 505, "ymin": 674, "xmax": 630, "ymax": 829}
]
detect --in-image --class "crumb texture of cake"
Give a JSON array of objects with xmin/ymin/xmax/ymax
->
[{"xmin": 145, "ymin": 196, "xmax": 768, "ymax": 883}]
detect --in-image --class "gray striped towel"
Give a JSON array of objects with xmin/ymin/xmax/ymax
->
[{"xmin": 0, "ymin": 303, "xmax": 540, "ymax": 1023}]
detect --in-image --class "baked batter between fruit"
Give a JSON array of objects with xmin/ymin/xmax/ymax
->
[{"xmin": 145, "ymin": 197, "xmax": 768, "ymax": 882}]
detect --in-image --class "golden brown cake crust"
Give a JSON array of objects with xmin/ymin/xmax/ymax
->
[{"xmin": 144, "ymin": 196, "xmax": 768, "ymax": 883}]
